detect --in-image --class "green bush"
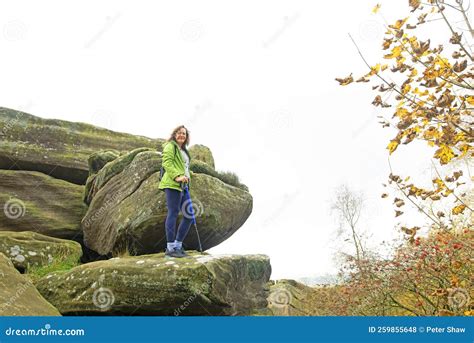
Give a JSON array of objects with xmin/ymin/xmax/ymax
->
[{"xmin": 190, "ymin": 160, "xmax": 249, "ymax": 191}]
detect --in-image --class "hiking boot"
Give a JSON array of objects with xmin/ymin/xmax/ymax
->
[
  {"xmin": 177, "ymin": 247, "xmax": 189, "ymax": 257},
  {"xmin": 165, "ymin": 248, "xmax": 186, "ymax": 258}
]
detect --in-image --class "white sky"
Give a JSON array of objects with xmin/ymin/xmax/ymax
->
[{"xmin": 1, "ymin": 1, "xmax": 463, "ymax": 279}]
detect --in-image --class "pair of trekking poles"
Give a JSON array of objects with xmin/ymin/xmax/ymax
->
[{"xmin": 181, "ymin": 181, "xmax": 203, "ymax": 253}]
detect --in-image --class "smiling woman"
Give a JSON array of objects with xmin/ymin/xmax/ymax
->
[{"xmin": 158, "ymin": 125, "xmax": 193, "ymax": 258}]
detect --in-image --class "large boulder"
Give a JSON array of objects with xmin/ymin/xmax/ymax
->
[
  {"xmin": 0, "ymin": 107, "xmax": 164, "ymax": 184},
  {"xmin": 266, "ymin": 279, "xmax": 317, "ymax": 316},
  {"xmin": 0, "ymin": 253, "xmax": 61, "ymax": 316},
  {"xmin": 0, "ymin": 231, "xmax": 82, "ymax": 273},
  {"xmin": 0, "ymin": 170, "xmax": 87, "ymax": 241},
  {"xmin": 82, "ymin": 149, "xmax": 252, "ymax": 255},
  {"xmin": 35, "ymin": 253, "xmax": 271, "ymax": 316},
  {"xmin": 188, "ymin": 144, "xmax": 215, "ymax": 169}
]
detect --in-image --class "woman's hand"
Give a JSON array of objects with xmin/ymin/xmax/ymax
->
[{"xmin": 175, "ymin": 175, "xmax": 189, "ymax": 183}]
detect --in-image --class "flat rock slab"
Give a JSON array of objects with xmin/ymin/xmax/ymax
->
[{"xmin": 35, "ymin": 253, "xmax": 271, "ymax": 316}]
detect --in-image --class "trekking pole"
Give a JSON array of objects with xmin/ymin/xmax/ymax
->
[{"xmin": 182, "ymin": 182, "xmax": 203, "ymax": 253}]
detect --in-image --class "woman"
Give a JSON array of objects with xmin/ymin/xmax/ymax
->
[{"xmin": 159, "ymin": 125, "xmax": 193, "ymax": 258}]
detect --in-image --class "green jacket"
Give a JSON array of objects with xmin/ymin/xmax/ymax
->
[{"xmin": 158, "ymin": 140, "xmax": 192, "ymax": 192}]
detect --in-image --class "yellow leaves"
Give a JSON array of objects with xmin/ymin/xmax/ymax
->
[
  {"xmin": 452, "ymin": 204, "xmax": 466, "ymax": 215},
  {"xmin": 389, "ymin": 17, "xmax": 409, "ymax": 30},
  {"xmin": 402, "ymin": 83, "xmax": 411, "ymax": 95},
  {"xmin": 364, "ymin": 63, "xmax": 388, "ymax": 78},
  {"xmin": 408, "ymin": 185, "xmax": 423, "ymax": 197},
  {"xmin": 409, "ymin": 0, "xmax": 421, "ymax": 11},
  {"xmin": 387, "ymin": 140, "xmax": 399, "ymax": 154},
  {"xmin": 396, "ymin": 100, "xmax": 406, "ymax": 109},
  {"xmin": 458, "ymin": 144, "xmax": 470, "ymax": 158},
  {"xmin": 466, "ymin": 96, "xmax": 474, "ymax": 106},
  {"xmin": 384, "ymin": 45, "xmax": 403, "ymax": 59},
  {"xmin": 413, "ymin": 87, "xmax": 429, "ymax": 97},
  {"xmin": 409, "ymin": 68, "xmax": 418, "ymax": 78},
  {"xmin": 372, "ymin": 3, "xmax": 381, "ymax": 13},
  {"xmin": 367, "ymin": 64, "xmax": 380, "ymax": 76},
  {"xmin": 395, "ymin": 107, "xmax": 410, "ymax": 118},
  {"xmin": 434, "ymin": 145, "xmax": 456, "ymax": 164},
  {"xmin": 432, "ymin": 178, "xmax": 445, "ymax": 189},
  {"xmin": 335, "ymin": 73, "xmax": 353, "ymax": 86},
  {"xmin": 423, "ymin": 126, "xmax": 441, "ymax": 141},
  {"xmin": 382, "ymin": 38, "xmax": 393, "ymax": 50},
  {"xmin": 453, "ymin": 132, "xmax": 465, "ymax": 144}
]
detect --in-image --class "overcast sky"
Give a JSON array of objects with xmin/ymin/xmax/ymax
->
[{"xmin": 1, "ymin": 1, "xmax": 459, "ymax": 279}]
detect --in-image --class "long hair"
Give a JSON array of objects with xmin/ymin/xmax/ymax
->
[{"xmin": 167, "ymin": 125, "xmax": 191, "ymax": 158}]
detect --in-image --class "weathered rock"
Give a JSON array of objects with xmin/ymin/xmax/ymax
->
[
  {"xmin": 87, "ymin": 150, "xmax": 120, "ymax": 175},
  {"xmin": 0, "ymin": 253, "xmax": 61, "ymax": 316},
  {"xmin": 0, "ymin": 170, "xmax": 87, "ymax": 241},
  {"xmin": 188, "ymin": 144, "xmax": 215, "ymax": 169},
  {"xmin": 0, "ymin": 107, "xmax": 164, "ymax": 184},
  {"xmin": 0, "ymin": 231, "xmax": 82, "ymax": 273},
  {"xmin": 35, "ymin": 253, "xmax": 270, "ymax": 316},
  {"xmin": 83, "ymin": 147, "xmax": 152, "ymax": 205},
  {"xmin": 266, "ymin": 279, "xmax": 317, "ymax": 316},
  {"xmin": 82, "ymin": 149, "xmax": 252, "ymax": 255}
]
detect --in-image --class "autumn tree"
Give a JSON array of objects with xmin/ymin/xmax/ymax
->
[{"xmin": 337, "ymin": 0, "xmax": 473, "ymax": 235}]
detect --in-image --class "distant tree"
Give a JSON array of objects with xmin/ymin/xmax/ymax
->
[{"xmin": 331, "ymin": 184, "xmax": 366, "ymax": 263}]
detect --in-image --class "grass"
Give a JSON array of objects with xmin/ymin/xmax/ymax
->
[
  {"xmin": 190, "ymin": 160, "xmax": 249, "ymax": 191},
  {"xmin": 26, "ymin": 250, "xmax": 81, "ymax": 284}
]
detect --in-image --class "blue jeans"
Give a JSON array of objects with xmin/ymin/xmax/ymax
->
[{"xmin": 164, "ymin": 188, "xmax": 192, "ymax": 243}]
